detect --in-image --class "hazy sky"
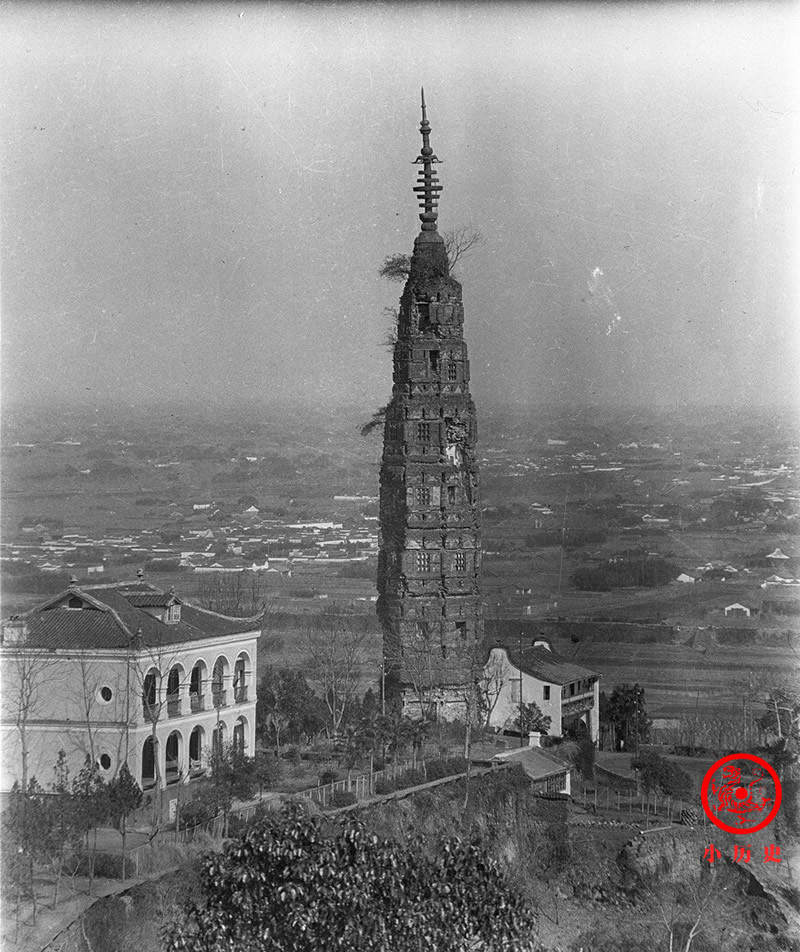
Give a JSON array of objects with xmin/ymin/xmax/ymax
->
[{"xmin": 2, "ymin": 2, "xmax": 798, "ymax": 411}]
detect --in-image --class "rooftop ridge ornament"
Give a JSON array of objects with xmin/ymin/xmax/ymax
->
[{"xmin": 413, "ymin": 87, "xmax": 443, "ymax": 232}]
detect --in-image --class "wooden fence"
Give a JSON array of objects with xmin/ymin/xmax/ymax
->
[
  {"xmin": 298, "ymin": 759, "xmax": 418, "ymax": 808},
  {"xmin": 579, "ymin": 778, "xmax": 706, "ymax": 829}
]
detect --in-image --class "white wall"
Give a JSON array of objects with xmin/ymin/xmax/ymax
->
[
  {"xmin": 486, "ymin": 647, "xmax": 563, "ymax": 735},
  {"xmin": 0, "ymin": 630, "xmax": 260, "ymax": 792},
  {"xmin": 484, "ymin": 647, "xmax": 599, "ymax": 743}
]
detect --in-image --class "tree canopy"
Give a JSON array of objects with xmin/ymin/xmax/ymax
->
[
  {"xmin": 601, "ymin": 684, "xmax": 652, "ymax": 751},
  {"xmin": 165, "ymin": 805, "xmax": 536, "ymax": 952}
]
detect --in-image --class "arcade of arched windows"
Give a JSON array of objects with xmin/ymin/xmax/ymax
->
[
  {"xmin": 140, "ymin": 650, "xmax": 253, "ymax": 721},
  {"xmin": 140, "ymin": 715, "xmax": 252, "ymax": 789}
]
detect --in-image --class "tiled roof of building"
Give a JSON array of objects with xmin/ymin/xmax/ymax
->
[
  {"xmin": 481, "ymin": 642, "xmax": 597, "ymax": 685},
  {"xmin": 493, "ymin": 747, "xmax": 570, "ymax": 782},
  {"xmin": 510, "ymin": 646, "xmax": 597, "ymax": 685},
  {"xmin": 124, "ymin": 592, "xmax": 179, "ymax": 608},
  {"xmin": 470, "ymin": 743, "xmax": 570, "ymax": 781},
  {"xmin": 1, "ymin": 582, "xmax": 261, "ymax": 652},
  {"xmin": 481, "ymin": 619, "xmax": 598, "ymax": 684}
]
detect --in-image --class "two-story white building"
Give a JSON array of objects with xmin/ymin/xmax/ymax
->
[
  {"xmin": 482, "ymin": 637, "xmax": 600, "ymax": 743},
  {"xmin": 0, "ymin": 577, "xmax": 261, "ymax": 793}
]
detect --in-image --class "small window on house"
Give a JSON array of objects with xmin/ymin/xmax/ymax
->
[
  {"xmin": 416, "ymin": 487, "xmax": 432, "ymax": 505},
  {"xmin": 543, "ymin": 686, "xmax": 550, "ymax": 702},
  {"xmin": 99, "ymin": 686, "xmax": 113, "ymax": 703},
  {"xmin": 455, "ymin": 621, "xmax": 467, "ymax": 639},
  {"xmin": 454, "ymin": 553, "xmax": 467, "ymax": 572},
  {"xmin": 447, "ymin": 362, "xmax": 457, "ymax": 381},
  {"xmin": 447, "ymin": 486, "xmax": 456, "ymax": 505},
  {"xmin": 417, "ymin": 422, "xmax": 430, "ymax": 442},
  {"xmin": 570, "ymin": 682, "xmax": 576, "ymax": 696},
  {"xmin": 99, "ymin": 754, "xmax": 112, "ymax": 771},
  {"xmin": 429, "ymin": 350, "xmax": 439, "ymax": 372},
  {"xmin": 414, "ymin": 551, "xmax": 432, "ymax": 573},
  {"xmin": 68, "ymin": 596, "xmax": 83, "ymax": 610}
]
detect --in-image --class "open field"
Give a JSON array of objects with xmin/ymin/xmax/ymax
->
[{"xmin": 2, "ymin": 403, "xmax": 798, "ymax": 735}]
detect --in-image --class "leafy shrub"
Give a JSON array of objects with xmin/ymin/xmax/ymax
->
[
  {"xmin": 330, "ymin": 791, "xmax": 357, "ymax": 808},
  {"xmin": 425, "ymin": 757, "xmax": 466, "ymax": 781},
  {"xmin": 286, "ymin": 746, "xmax": 302, "ymax": 766},
  {"xmin": 401, "ymin": 768, "xmax": 427, "ymax": 787},
  {"xmin": 319, "ymin": 769, "xmax": 339, "ymax": 786},
  {"xmin": 573, "ymin": 737, "xmax": 596, "ymax": 780},
  {"xmin": 632, "ymin": 752, "xmax": 692, "ymax": 799},
  {"xmin": 180, "ymin": 796, "xmax": 219, "ymax": 829},
  {"xmin": 164, "ymin": 805, "xmax": 537, "ymax": 952},
  {"xmin": 72, "ymin": 850, "xmax": 134, "ymax": 879}
]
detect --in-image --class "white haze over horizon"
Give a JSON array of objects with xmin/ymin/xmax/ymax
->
[{"xmin": 2, "ymin": 2, "xmax": 798, "ymax": 413}]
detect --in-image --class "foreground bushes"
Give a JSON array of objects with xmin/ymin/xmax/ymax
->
[{"xmin": 165, "ymin": 804, "xmax": 537, "ymax": 952}]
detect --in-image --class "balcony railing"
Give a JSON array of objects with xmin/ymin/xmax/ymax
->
[
  {"xmin": 212, "ymin": 689, "xmax": 227, "ymax": 709},
  {"xmin": 562, "ymin": 693, "xmax": 594, "ymax": 716},
  {"xmin": 190, "ymin": 693, "xmax": 205, "ymax": 713},
  {"xmin": 234, "ymin": 685, "xmax": 249, "ymax": 704},
  {"xmin": 167, "ymin": 695, "xmax": 182, "ymax": 718}
]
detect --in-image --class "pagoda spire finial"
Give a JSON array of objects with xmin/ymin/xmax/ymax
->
[{"xmin": 413, "ymin": 88, "xmax": 442, "ymax": 232}]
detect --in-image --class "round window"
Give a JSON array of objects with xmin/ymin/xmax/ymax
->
[
  {"xmin": 100, "ymin": 686, "xmax": 113, "ymax": 702},
  {"xmin": 99, "ymin": 753, "xmax": 112, "ymax": 771}
]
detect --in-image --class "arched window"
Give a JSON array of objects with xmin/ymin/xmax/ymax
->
[
  {"xmin": 232, "ymin": 716, "xmax": 248, "ymax": 755},
  {"xmin": 211, "ymin": 656, "xmax": 229, "ymax": 708},
  {"xmin": 189, "ymin": 726, "xmax": 205, "ymax": 776},
  {"xmin": 142, "ymin": 669, "xmax": 159, "ymax": 722},
  {"xmin": 165, "ymin": 731, "xmax": 182, "ymax": 785},
  {"xmin": 190, "ymin": 660, "xmax": 207, "ymax": 712},
  {"xmin": 142, "ymin": 737, "xmax": 155, "ymax": 788},
  {"xmin": 166, "ymin": 665, "xmax": 184, "ymax": 717},
  {"xmin": 233, "ymin": 653, "xmax": 250, "ymax": 704}
]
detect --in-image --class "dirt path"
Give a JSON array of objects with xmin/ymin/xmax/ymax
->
[{"xmin": 2, "ymin": 867, "xmax": 179, "ymax": 952}]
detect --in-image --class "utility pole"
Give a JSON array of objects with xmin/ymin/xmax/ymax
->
[
  {"xmin": 556, "ymin": 489, "xmax": 568, "ymax": 603},
  {"xmin": 518, "ymin": 629, "xmax": 524, "ymax": 748}
]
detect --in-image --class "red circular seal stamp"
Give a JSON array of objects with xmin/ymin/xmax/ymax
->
[{"xmin": 701, "ymin": 753, "xmax": 782, "ymax": 834}]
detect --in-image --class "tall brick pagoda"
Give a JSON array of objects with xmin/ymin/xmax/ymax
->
[{"xmin": 377, "ymin": 91, "xmax": 482, "ymax": 717}]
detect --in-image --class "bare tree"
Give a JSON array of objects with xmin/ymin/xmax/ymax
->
[
  {"xmin": 646, "ymin": 868, "xmax": 739, "ymax": 952},
  {"xmin": 476, "ymin": 652, "xmax": 511, "ymax": 727},
  {"xmin": 386, "ymin": 626, "xmax": 439, "ymax": 720},
  {"xmin": 378, "ymin": 226, "xmax": 485, "ymax": 283},
  {"xmin": 196, "ymin": 573, "xmax": 274, "ymax": 618},
  {"xmin": 303, "ymin": 609, "xmax": 369, "ymax": 736},
  {"xmin": 65, "ymin": 655, "xmax": 136, "ymax": 780},
  {"xmin": 129, "ymin": 631, "xmax": 181, "ymax": 839},
  {"xmin": 1, "ymin": 646, "xmax": 59, "ymax": 792},
  {"xmin": 443, "ymin": 225, "xmax": 485, "ymax": 273}
]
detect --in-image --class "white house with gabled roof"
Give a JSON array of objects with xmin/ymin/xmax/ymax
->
[
  {"xmin": 0, "ymin": 577, "xmax": 261, "ymax": 794},
  {"xmin": 481, "ymin": 636, "xmax": 600, "ymax": 743}
]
